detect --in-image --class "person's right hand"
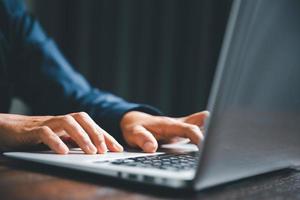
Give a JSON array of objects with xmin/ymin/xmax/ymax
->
[{"xmin": 0, "ymin": 112, "xmax": 123, "ymax": 154}]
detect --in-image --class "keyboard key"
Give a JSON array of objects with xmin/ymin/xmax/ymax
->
[{"xmin": 108, "ymin": 152, "xmax": 198, "ymax": 171}]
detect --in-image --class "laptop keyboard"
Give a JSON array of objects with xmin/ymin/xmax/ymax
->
[{"xmin": 109, "ymin": 152, "xmax": 198, "ymax": 171}]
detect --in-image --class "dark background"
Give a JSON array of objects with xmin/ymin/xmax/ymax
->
[{"xmin": 24, "ymin": 0, "xmax": 232, "ymax": 116}]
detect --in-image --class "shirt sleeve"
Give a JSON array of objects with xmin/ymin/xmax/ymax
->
[{"xmin": 3, "ymin": 0, "xmax": 162, "ymax": 143}]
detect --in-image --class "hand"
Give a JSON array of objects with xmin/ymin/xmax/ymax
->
[
  {"xmin": 120, "ymin": 111, "xmax": 209, "ymax": 153},
  {"xmin": 0, "ymin": 112, "xmax": 123, "ymax": 154}
]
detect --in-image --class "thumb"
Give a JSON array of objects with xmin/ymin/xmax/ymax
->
[
  {"xmin": 126, "ymin": 126, "xmax": 158, "ymax": 153},
  {"xmin": 179, "ymin": 111, "xmax": 210, "ymax": 126}
]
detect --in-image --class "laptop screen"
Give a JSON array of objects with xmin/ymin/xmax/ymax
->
[
  {"xmin": 196, "ymin": 0, "xmax": 300, "ymax": 189},
  {"xmin": 209, "ymin": 0, "xmax": 300, "ymax": 116}
]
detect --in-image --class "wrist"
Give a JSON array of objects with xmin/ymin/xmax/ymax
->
[{"xmin": 120, "ymin": 111, "xmax": 141, "ymax": 129}]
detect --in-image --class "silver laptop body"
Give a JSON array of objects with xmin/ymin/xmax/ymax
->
[{"xmin": 4, "ymin": 0, "xmax": 300, "ymax": 190}]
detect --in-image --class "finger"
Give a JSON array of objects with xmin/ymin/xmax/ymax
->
[
  {"xmin": 103, "ymin": 133, "xmax": 124, "ymax": 152},
  {"xmin": 126, "ymin": 126, "xmax": 158, "ymax": 153},
  {"xmin": 71, "ymin": 112, "xmax": 107, "ymax": 154},
  {"xmin": 56, "ymin": 115, "xmax": 97, "ymax": 154},
  {"xmin": 179, "ymin": 111, "xmax": 210, "ymax": 126},
  {"xmin": 71, "ymin": 112, "xmax": 123, "ymax": 153},
  {"xmin": 35, "ymin": 126, "xmax": 69, "ymax": 154},
  {"xmin": 159, "ymin": 121, "xmax": 204, "ymax": 145}
]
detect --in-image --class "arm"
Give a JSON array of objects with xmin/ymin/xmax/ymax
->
[
  {"xmin": 4, "ymin": 0, "xmax": 160, "ymax": 144},
  {"xmin": 1, "ymin": 0, "xmax": 208, "ymax": 153},
  {"xmin": 0, "ymin": 0, "xmax": 154, "ymax": 153}
]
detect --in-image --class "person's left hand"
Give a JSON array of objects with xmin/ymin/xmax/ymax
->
[{"xmin": 120, "ymin": 111, "xmax": 209, "ymax": 153}]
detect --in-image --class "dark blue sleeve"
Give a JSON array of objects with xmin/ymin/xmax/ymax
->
[{"xmin": 3, "ymin": 0, "xmax": 161, "ymax": 143}]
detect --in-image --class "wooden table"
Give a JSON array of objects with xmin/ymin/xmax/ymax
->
[{"xmin": 1, "ymin": 155, "xmax": 300, "ymax": 200}]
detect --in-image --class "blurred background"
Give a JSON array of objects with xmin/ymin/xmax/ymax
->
[{"xmin": 20, "ymin": 0, "xmax": 232, "ymax": 116}]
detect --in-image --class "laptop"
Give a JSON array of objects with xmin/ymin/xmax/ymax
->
[{"xmin": 4, "ymin": 0, "xmax": 300, "ymax": 190}]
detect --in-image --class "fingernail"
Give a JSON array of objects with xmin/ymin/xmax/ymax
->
[
  {"xmin": 113, "ymin": 143, "xmax": 124, "ymax": 152},
  {"xmin": 86, "ymin": 144, "xmax": 97, "ymax": 154},
  {"xmin": 143, "ymin": 141, "xmax": 156, "ymax": 153},
  {"xmin": 59, "ymin": 144, "xmax": 69, "ymax": 154},
  {"xmin": 203, "ymin": 111, "xmax": 210, "ymax": 117},
  {"xmin": 99, "ymin": 142, "xmax": 107, "ymax": 153}
]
